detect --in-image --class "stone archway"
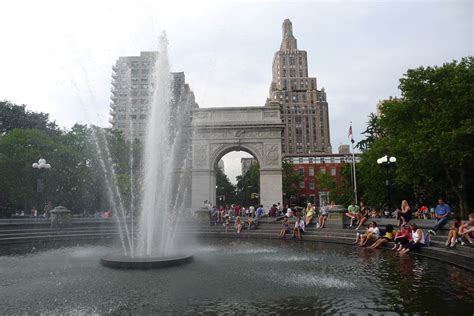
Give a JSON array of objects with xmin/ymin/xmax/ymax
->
[{"xmin": 191, "ymin": 107, "xmax": 284, "ymax": 210}]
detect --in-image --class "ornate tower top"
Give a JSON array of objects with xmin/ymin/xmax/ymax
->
[{"xmin": 280, "ymin": 19, "xmax": 297, "ymax": 51}]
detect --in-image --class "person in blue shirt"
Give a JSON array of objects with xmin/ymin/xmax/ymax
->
[
  {"xmin": 429, "ymin": 198, "xmax": 451, "ymax": 236},
  {"xmin": 255, "ymin": 205, "xmax": 264, "ymax": 219}
]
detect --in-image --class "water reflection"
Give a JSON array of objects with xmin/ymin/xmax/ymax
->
[{"xmin": 0, "ymin": 239, "xmax": 472, "ymax": 314}]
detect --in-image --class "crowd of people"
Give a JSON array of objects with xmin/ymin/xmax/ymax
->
[
  {"xmin": 12, "ymin": 201, "xmax": 54, "ymax": 219},
  {"xmin": 206, "ymin": 200, "xmax": 335, "ymax": 239},
  {"xmin": 206, "ymin": 198, "xmax": 474, "ymax": 252},
  {"xmin": 346, "ymin": 197, "xmax": 474, "ymax": 251}
]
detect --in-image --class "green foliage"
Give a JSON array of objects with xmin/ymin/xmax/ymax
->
[
  {"xmin": 235, "ymin": 163, "xmax": 260, "ymax": 206},
  {"xmin": 216, "ymin": 167, "xmax": 236, "ymax": 205},
  {"xmin": 358, "ymin": 57, "xmax": 474, "ymax": 216},
  {"xmin": 0, "ymin": 100, "xmax": 58, "ymax": 134},
  {"xmin": 282, "ymin": 160, "xmax": 303, "ymax": 202},
  {"xmin": 0, "ymin": 101, "xmax": 138, "ymax": 217}
]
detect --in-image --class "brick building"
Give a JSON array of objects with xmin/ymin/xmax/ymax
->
[{"xmin": 287, "ymin": 152, "xmax": 360, "ymax": 206}]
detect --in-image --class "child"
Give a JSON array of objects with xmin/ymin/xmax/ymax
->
[
  {"xmin": 247, "ymin": 214, "xmax": 257, "ymax": 230},
  {"xmin": 369, "ymin": 224, "xmax": 396, "ymax": 249},
  {"xmin": 279, "ymin": 216, "xmax": 290, "ymax": 238},
  {"xmin": 235, "ymin": 216, "xmax": 243, "ymax": 234},
  {"xmin": 224, "ymin": 214, "xmax": 231, "ymax": 232},
  {"xmin": 446, "ymin": 216, "xmax": 462, "ymax": 247},
  {"xmin": 459, "ymin": 213, "xmax": 474, "ymax": 245}
]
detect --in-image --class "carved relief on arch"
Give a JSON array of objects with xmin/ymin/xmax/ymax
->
[
  {"xmin": 193, "ymin": 144, "xmax": 208, "ymax": 168},
  {"xmin": 264, "ymin": 143, "xmax": 280, "ymax": 166},
  {"xmin": 244, "ymin": 143, "xmax": 264, "ymax": 164}
]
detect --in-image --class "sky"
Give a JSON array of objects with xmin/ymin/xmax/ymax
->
[{"xmin": 0, "ymin": 0, "xmax": 472, "ymax": 183}]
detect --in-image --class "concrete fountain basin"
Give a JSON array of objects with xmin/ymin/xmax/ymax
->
[{"xmin": 100, "ymin": 252, "xmax": 194, "ymax": 269}]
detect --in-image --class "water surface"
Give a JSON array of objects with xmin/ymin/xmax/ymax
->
[{"xmin": 0, "ymin": 239, "xmax": 472, "ymax": 314}]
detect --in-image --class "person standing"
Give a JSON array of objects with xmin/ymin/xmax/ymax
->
[
  {"xmin": 397, "ymin": 200, "xmax": 412, "ymax": 227},
  {"xmin": 429, "ymin": 198, "xmax": 451, "ymax": 236},
  {"xmin": 43, "ymin": 201, "xmax": 53, "ymax": 218}
]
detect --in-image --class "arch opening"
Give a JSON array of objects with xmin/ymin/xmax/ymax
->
[{"xmin": 212, "ymin": 147, "xmax": 261, "ymax": 208}]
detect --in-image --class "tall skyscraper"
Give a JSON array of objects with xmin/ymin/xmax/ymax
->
[
  {"xmin": 109, "ymin": 51, "xmax": 198, "ymax": 141},
  {"xmin": 266, "ymin": 19, "xmax": 331, "ymax": 156}
]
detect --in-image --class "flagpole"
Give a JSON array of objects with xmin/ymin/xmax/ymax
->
[
  {"xmin": 351, "ymin": 140, "xmax": 358, "ymax": 204},
  {"xmin": 350, "ymin": 122, "xmax": 358, "ymax": 204}
]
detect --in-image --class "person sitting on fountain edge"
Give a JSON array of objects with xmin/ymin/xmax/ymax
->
[
  {"xmin": 279, "ymin": 216, "xmax": 290, "ymax": 238},
  {"xmin": 429, "ymin": 198, "xmax": 451, "ymax": 236},
  {"xmin": 247, "ymin": 214, "xmax": 257, "ymax": 230},
  {"xmin": 235, "ymin": 216, "xmax": 243, "ymax": 234},
  {"xmin": 256, "ymin": 205, "xmax": 264, "ymax": 219},
  {"xmin": 293, "ymin": 215, "xmax": 305, "ymax": 240},
  {"xmin": 345, "ymin": 201, "xmax": 360, "ymax": 228}
]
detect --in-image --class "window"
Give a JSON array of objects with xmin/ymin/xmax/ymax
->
[
  {"xmin": 319, "ymin": 167, "xmax": 326, "ymax": 174},
  {"xmin": 298, "ymin": 168, "xmax": 304, "ymax": 175},
  {"xmin": 308, "ymin": 168, "xmax": 314, "ymax": 176},
  {"xmin": 140, "ymin": 115, "xmax": 146, "ymax": 120},
  {"xmin": 309, "ymin": 181, "xmax": 315, "ymax": 190},
  {"xmin": 299, "ymin": 181, "xmax": 305, "ymax": 188},
  {"xmin": 331, "ymin": 167, "xmax": 336, "ymax": 176}
]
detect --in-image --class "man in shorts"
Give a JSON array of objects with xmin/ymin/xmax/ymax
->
[{"xmin": 345, "ymin": 202, "xmax": 360, "ymax": 228}]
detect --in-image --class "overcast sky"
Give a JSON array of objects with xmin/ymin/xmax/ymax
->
[{"xmin": 1, "ymin": 0, "xmax": 472, "ymax": 183}]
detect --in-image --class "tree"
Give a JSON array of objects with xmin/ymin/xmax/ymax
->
[
  {"xmin": 357, "ymin": 113, "xmax": 382, "ymax": 151},
  {"xmin": 282, "ymin": 160, "xmax": 304, "ymax": 205},
  {"xmin": 216, "ymin": 167, "xmax": 235, "ymax": 205},
  {"xmin": 357, "ymin": 57, "xmax": 474, "ymax": 216},
  {"xmin": 0, "ymin": 100, "xmax": 58, "ymax": 134},
  {"xmin": 235, "ymin": 163, "xmax": 260, "ymax": 206}
]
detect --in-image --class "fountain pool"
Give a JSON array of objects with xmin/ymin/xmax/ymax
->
[{"xmin": 1, "ymin": 238, "xmax": 473, "ymax": 314}]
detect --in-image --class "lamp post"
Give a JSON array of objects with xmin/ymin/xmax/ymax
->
[
  {"xmin": 377, "ymin": 155, "xmax": 396, "ymax": 212},
  {"xmin": 32, "ymin": 158, "xmax": 51, "ymax": 212}
]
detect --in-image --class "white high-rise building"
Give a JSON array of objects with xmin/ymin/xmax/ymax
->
[{"xmin": 109, "ymin": 51, "xmax": 198, "ymax": 141}]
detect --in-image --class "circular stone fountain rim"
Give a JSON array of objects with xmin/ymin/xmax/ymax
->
[{"xmin": 100, "ymin": 252, "xmax": 194, "ymax": 269}]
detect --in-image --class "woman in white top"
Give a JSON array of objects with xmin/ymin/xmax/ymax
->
[
  {"xmin": 400, "ymin": 223, "xmax": 425, "ymax": 254},
  {"xmin": 292, "ymin": 216, "xmax": 305, "ymax": 240},
  {"xmin": 356, "ymin": 221, "xmax": 380, "ymax": 247}
]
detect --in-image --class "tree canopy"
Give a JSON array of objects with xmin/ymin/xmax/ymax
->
[
  {"xmin": 0, "ymin": 101, "xmax": 135, "ymax": 217},
  {"xmin": 357, "ymin": 57, "xmax": 473, "ymax": 216}
]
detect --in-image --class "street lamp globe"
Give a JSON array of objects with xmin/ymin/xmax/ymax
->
[
  {"xmin": 389, "ymin": 157, "xmax": 397, "ymax": 163},
  {"xmin": 32, "ymin": 158, "xmax": 51, "ymax": 170},
  {"xmin": 377, "ymin": 158, "xmax": 382, "ymax": 164}
]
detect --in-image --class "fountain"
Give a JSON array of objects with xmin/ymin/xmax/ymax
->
[{"xmin": 100, "ymin": 32, "xmax": 194, "ymax": 269}]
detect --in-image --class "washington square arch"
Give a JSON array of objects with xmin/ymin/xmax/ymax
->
[{"xmin": 190, "ymin": 107, "xmax": 284, "ymax": 210}]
